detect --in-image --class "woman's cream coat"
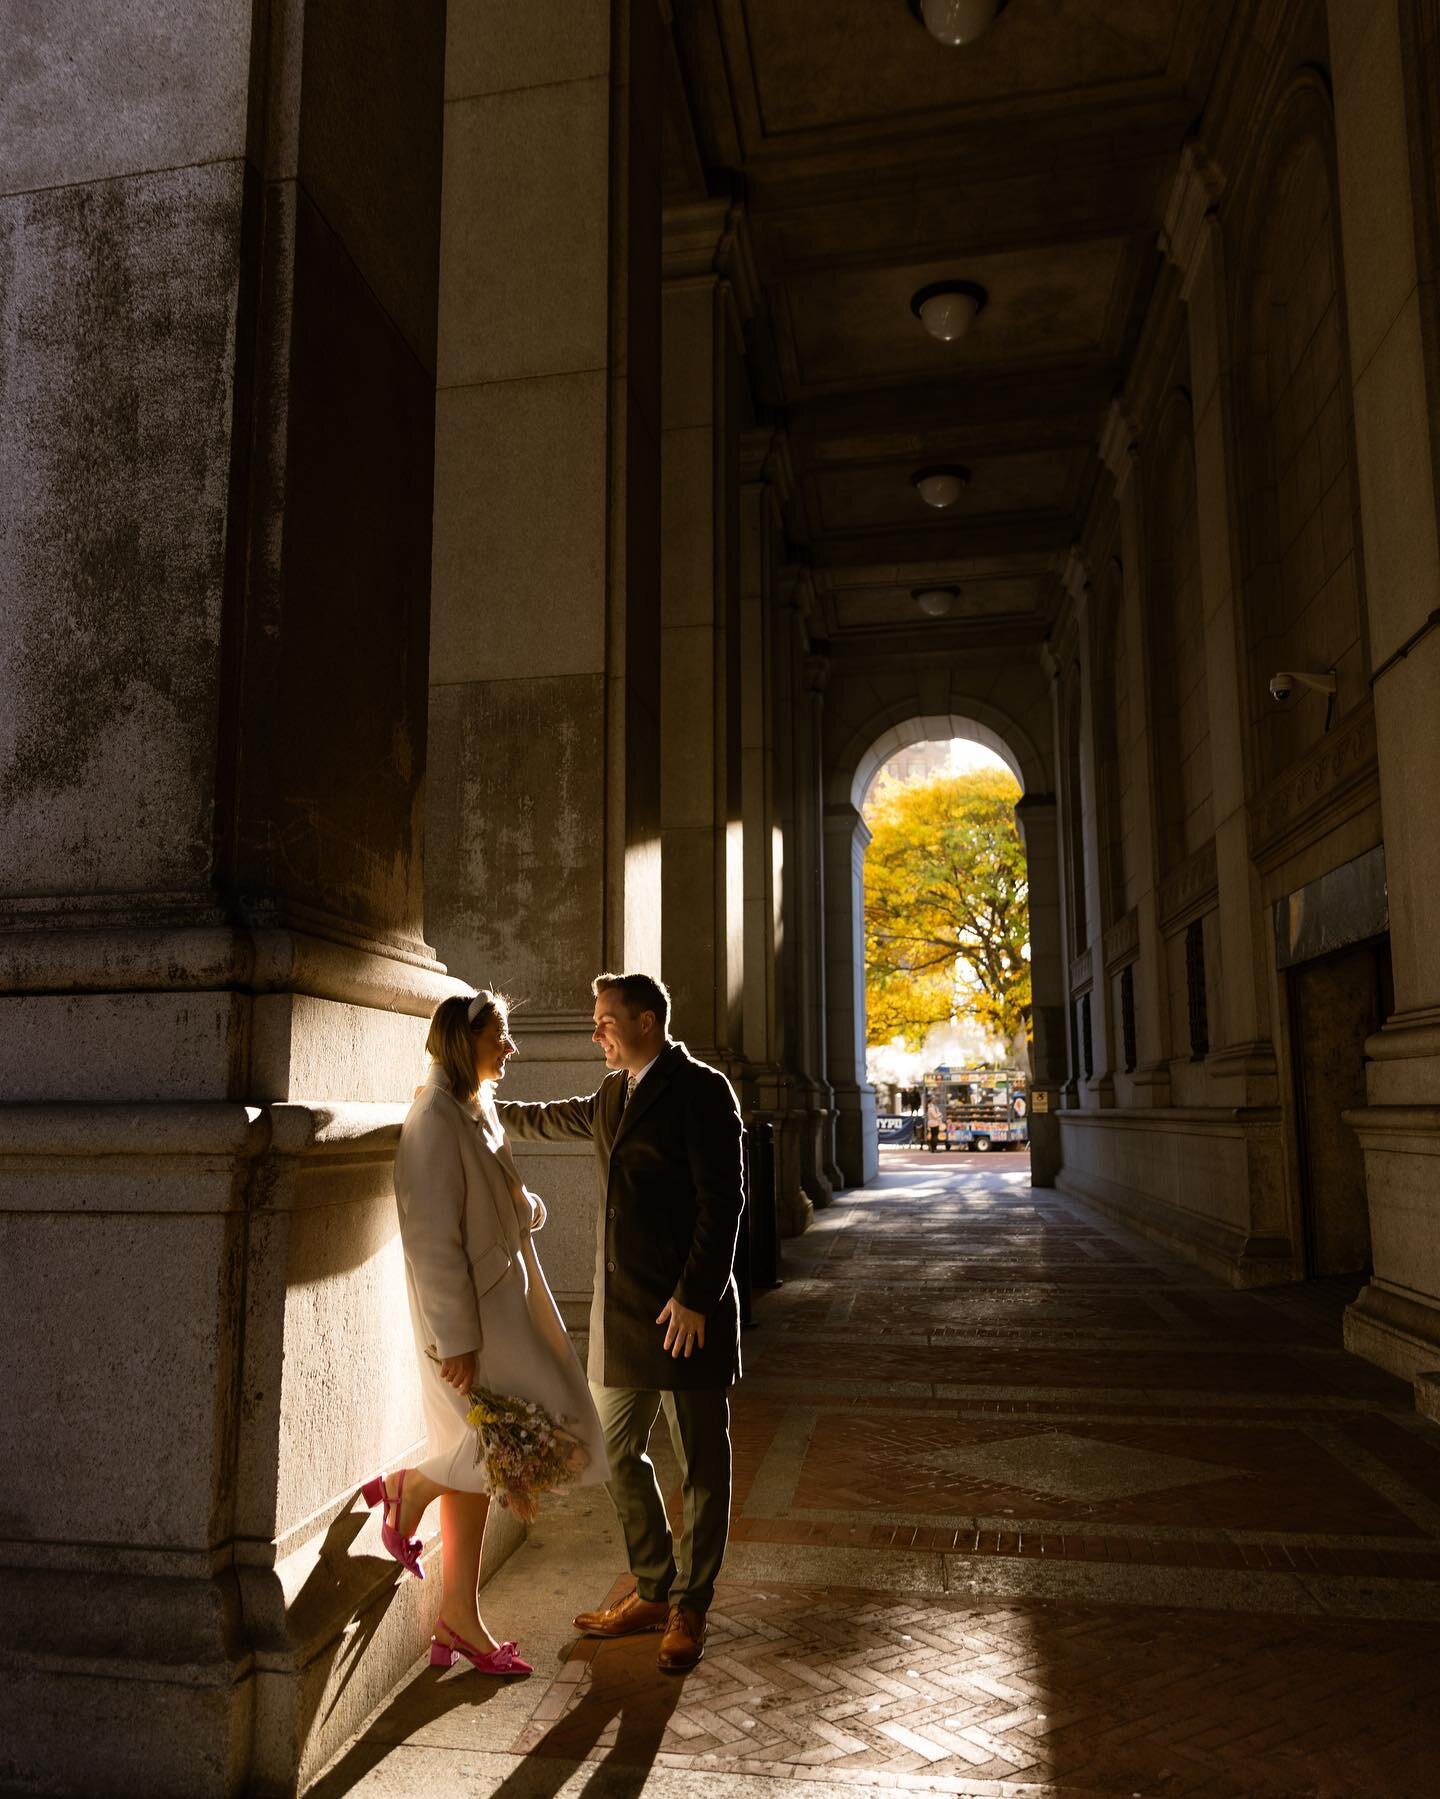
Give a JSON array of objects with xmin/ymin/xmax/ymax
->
[
  {"xmin": 392, "ymin": 1063, "xmax": 606, "ymax": 1495},
  {"xmin": 393, "ymin": 1065, "xmax": 530, "ymax": 1359}
]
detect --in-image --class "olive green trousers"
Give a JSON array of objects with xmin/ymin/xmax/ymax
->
[{"xmin": 588, "ymin": 1380, "xmax": 732, "ymax": 1614}]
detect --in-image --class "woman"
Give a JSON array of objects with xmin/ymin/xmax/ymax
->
[{"xmin": 363, "ymin": 990, "xmax": 608, "ymax": 1675}]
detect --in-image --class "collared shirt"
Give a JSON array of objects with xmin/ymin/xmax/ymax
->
[{"xmin": 624, "ymin": 1048, "xmax": 666, "ymax": 1107}]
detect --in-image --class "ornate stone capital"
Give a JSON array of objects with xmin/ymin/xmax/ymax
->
[
  {"xmin": 802, "ymin": 647, "xmax": 831, "ymax": 695},
  {"xmin": 1061, "ymin": 543, "xmax": 1090, "ymax": 606},
  {"xmin": 740, "ymin": 425, "xmax": 796, "ymax": 505},
  {"xmin": 662, "ymin": 199, "xmax": 759, "ymax": 325},
  {"xmin": 1099, "ymin": 397, "xmax": 1140, "ymax": 495},
  {"xmin": 1159, "ymin": 142, "xmax": 1226, "ymax": 298}
]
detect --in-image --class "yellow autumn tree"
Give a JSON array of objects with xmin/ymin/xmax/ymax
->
[{"xmin": 864, "ymin": 769, "xmax": 1030, "ymax": 1050}]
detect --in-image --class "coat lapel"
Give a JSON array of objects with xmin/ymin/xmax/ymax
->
[{"xmin": 611, "ymin": 1041, "xmax": 684, "ymax": 1150}]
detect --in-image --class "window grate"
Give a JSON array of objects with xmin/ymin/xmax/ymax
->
[
  {"xmin": 1120, "ymin": 963, "xmax": 1137, "ymax": 1073},
  {"xmin": 1185, "ymin": 919, "xmax": 1209, "ymax": 1059}
]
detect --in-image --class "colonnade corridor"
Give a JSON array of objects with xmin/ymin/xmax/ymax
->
[{"xmin": 312, "ymin": 1152, "xmax": 1440, "ymax": 1798}]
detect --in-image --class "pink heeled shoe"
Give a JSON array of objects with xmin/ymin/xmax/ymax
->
[
  {"xmin": 361, "ymin": 1470, "xmax": 425, "ymax": 1579},
  {"xmin": 430, "ymin": 1622, "xmax": 532, "ymax": 1676}
]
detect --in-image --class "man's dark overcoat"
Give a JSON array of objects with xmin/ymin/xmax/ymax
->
[{"xmin": 497, "ymin": 1040, "xmax": 744, "ymax": 1391}]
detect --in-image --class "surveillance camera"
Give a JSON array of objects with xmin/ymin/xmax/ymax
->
[{"xmin": 1269, "ymin": 669, "xmax": 1337, "ymax": 704}]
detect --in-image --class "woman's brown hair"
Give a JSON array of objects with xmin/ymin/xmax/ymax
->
[{"xmin": 426, "ymin": 990, "xmax": 508, "ymax": 1097}]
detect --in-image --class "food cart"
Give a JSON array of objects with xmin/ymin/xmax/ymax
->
[{"xmin": 921, "ymin": 1065, "xmax": 1029, "ymax": 1152}]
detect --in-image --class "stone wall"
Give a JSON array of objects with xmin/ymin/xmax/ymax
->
[
  {"xmin": 1053, "ymin": 0, "xmax": 1440, "ymax": 1417},
  {"xmin": 0, "ymin": 4, "xmax": 511, "ymax": 1793}
]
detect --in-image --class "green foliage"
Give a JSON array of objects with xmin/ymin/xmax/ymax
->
[{"xmin": 864, "ymin": 769, "xmax": 1031, "ymax": 1050}]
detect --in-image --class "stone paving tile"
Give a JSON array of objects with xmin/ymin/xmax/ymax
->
[
  {"xmin": 778, "ymin": 1411, "xmax": 1431, "ymax": 1536},
  {"xmin": 513, "ymin": 1581, "xmax": 1440, "ymax": 1796},
  {"xmin": 315, "ymin": 1149, "xmax": 1440, "ymax": 1798}
]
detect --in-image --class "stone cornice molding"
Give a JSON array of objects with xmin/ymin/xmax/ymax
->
[
  {"xmin": 0, "ymin": 921, "xmax": 460, "ymax": 1014},
  {"xmin": 662, "ymin": 199, "xmax": 759, "ymax": 326},
  {"xmin": 0, "ymin": 1101, "xmax": 407, "ymax": 1189},
  {"xmin": 1247, "ymin": 702, "xmax": 1379, "ymax": 872},
  {"xmin": 1157, "ymin": 836, "xmax": 1219, "ymax": 932},
  {"xmin": 1159, "ymin": 142, "xmax": 1226, "ymax": 300},
  {"xmin": 1069, "ymin": 946, "xmax": 1094, "ymax": 994},
  {"xmin": 1103, "ymin": 907, "xmax": 1140, "ymax": 973}
]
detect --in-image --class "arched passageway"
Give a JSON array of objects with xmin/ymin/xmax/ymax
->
[
  {"xmin": 822, "ymin": 697, "xmax": 1065, "ymax": 1191},
  {"xmin": 6, "ymin": 1, "xmax": 1440, "ymax": 1793}
]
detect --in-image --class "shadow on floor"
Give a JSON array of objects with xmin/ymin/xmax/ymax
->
[
  {"xmin": 491, "ymin": 1635, "xmax": 687, "ymax": 1799},
  {"xmin": 306, "ymin": 1659, "xmax": 511, "ymax": 1798},
  {"xmin": 287, "ymin": 1500, "xmax": 409, "ymax": 1758}
]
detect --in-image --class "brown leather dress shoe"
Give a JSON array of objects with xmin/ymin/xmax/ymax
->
[
  {"xmin": 572, "ymin": 1590, "xmax": 671, "ymax": 1637},
  {"xmin": 657, "ymin": 1605, "xmax": 706, "ymax": 1672}
]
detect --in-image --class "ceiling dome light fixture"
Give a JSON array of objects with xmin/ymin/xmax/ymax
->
[
  {"xmin": 912, "ymin": 466, "xmax": 971, "ymax": 509},
  {"xmin": 907, "ymin": 0, "xmax": 1007, "ymax": 48},
  {"xmin": 913, "ymin": 587, "xmax": 959, "ymax": 617},
  {"xmin": 911, "ymin": 279, "xmax": 989, "ymax": 342}
]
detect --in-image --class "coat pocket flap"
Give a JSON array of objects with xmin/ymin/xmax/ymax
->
[{"xmin": 469, "ymin": 1239, "xmax": 511, "ymax": 1296}]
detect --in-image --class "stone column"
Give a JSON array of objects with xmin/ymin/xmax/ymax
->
[
  {"xmin": 772, "ymin": 580, "xmax": 836, "ymax": 1216},
  {"xmin": 1052, "ymin": 561, "xmax": 1117, "ymax": 1113},
  {"xmin": 825, "ymin": 799, "xmax": 879, "ymax": 1187},
  {"xmin": 1163, "ymin": 148, "xmax": 1281, "ymax": 1109},
  {"xmin": 0, "ymin": 5, "xmax": 455, "ymax": 1791},
  {"xmin": 737, "ymin": 430, "xmax": 815, "ymax": 1233},
  {"xmin": 1327, "ymin": 0, "xmax": 1440, "ymax": 1403},
  {"xmin": 739, "ymin": 431, "xmax": 784, "ymax": 1089},
  {"xmin": 1048, "ymin": 651, "xmax": 1083, "ymax": 1112},
  {"xmin": 1066, "ymin": 552, "xmax": 1118, "ymax": 1106},
  {"xmin": 425, "ymin": 0, "xmax": 664, "ymax": 1334},
  {"xmin": 657, "ymin": 201, "xmax": 755, "ymax": 1070},
  {"xmin": 1016, "ymin": 796, "xmax": 1066, "ymax": 1185},
  {"xmin": 1099, "ymin": 405, "xmax": 1173, "ymax": 1103}
]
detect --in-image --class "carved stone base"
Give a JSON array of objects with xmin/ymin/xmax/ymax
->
[
  {"xmin": 1056, "ymin": 1108, "xmax": 1296, "ymax": 1287},
  {"xmin": 0, "ymin": 1101, "xmax": 524, "ymax": 1796},
  {"xmin": 832, "ymin": 1080, "xmax": 878, "ymax": 1189},
  {"xmin": 1343, "ymin": 1008, "xmax": 1440, "ymax": 1404},
  {"xmin": 1345, "ymin": 1281, "xmax": 1440, "ymax": 1392}
]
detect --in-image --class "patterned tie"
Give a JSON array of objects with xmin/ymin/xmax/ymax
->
[{"xmin": 623, "ymin": 1073, "xmax": 637, "ymax": 1111}]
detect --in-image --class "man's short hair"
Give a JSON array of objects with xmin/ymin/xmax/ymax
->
[{"xmin": 592, "ymin": 971, "xmax": 671, "ymax": 1033}]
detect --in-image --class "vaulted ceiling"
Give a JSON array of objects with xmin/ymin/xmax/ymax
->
[{"xmin": 664, "ymin": 0, "xmax": 1240, "ymax": 642}]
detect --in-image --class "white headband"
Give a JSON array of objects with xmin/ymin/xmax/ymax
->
[{"xmin": 467, "ymin": 992, "xmax": 493, "ymax": 1024}]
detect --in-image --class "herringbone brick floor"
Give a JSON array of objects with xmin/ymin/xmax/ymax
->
[{"xmin": 319, "ymin": 1149, "xmax": 1440, "ymax": 1798}]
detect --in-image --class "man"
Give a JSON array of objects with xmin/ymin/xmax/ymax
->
[{"xmin": 497, "ymin": 971, "xmax": 745, "ymax": 1673}]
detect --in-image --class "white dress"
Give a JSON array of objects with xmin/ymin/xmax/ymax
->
[{"xmin": 397, "ymin": 1068, "xmax": 609, "ymax": 1496}]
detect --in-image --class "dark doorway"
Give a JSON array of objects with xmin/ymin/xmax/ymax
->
[{"xmin": 1288, "ymin": 936, "xmax": 1392, "ymax": 1278}]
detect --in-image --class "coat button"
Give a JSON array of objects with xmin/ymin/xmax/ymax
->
[
  {"xmin": 605, "ymin": 1260, "xmax": 616, "ymax": 1273},
  {"xmin": 607, "ymin": 1207, "xmax": 617, "ymax": 1219}
]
